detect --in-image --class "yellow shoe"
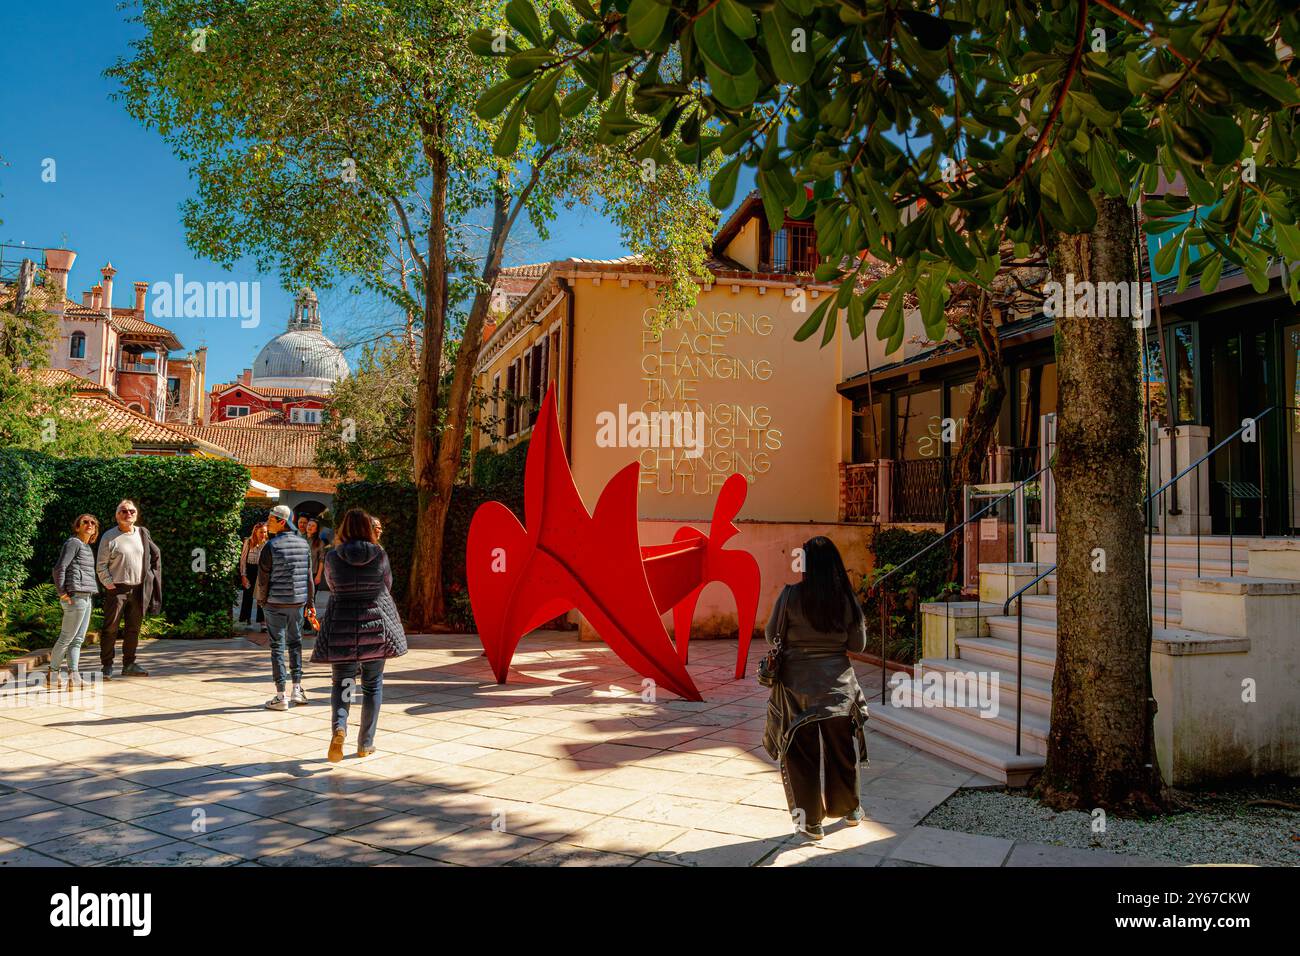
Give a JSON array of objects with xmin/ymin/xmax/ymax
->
[
  {"xmin": 356, "ymin": 746, "xmax": 375, "ymax": 758},
  {"xmin": 327, "ymin": 729, "xmax": 345, "ymax": 763}
]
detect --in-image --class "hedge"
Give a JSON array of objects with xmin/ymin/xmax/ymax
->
[
  {"xmin": 0, "ymin": 451, "xmax": 53, "ymax": 597},
  {"xmin": 24, "ymin": 454, "xmax": 250, "ymax": 621},
  {"xmin": 859, "ymin": 527, "xmax": 951, "ymax": 664},
  {"xmin": 334, "ymin": 478, "xmax": 525, "ymax": 628}
]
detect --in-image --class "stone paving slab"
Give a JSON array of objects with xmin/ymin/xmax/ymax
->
[{"xmin": 0, "ymin": 632, "xmax": 1171, "ymax": 867}]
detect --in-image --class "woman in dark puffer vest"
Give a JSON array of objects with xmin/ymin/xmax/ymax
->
[{"xmin": 310, "ymin": 508, "xmax": 407, "ymax": 762}]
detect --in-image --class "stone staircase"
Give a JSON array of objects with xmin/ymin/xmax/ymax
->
[{"xmin": 869, "ymin": 532, "xmax": 1286, "ymax": 787}]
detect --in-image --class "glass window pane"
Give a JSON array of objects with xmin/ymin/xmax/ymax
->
[
  {"xmin": 852, "ymin": 398, "xmax": 883, "ymax": 462},
  {"xmin": 895, "ymin": 387, "xmax": 942, "ymax": 460}
]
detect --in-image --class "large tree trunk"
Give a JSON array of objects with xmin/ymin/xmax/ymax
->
[
  {"xmin": 407, "ymin": 134, "xmax": 452, "ymax": 630},
  {"xmin": 406, "ymin": 180, "xmax": 515, "ymax": 632},
  {"xmin": 1038, "ymin": 195, "xmax": 1164, "ymax": 813}
]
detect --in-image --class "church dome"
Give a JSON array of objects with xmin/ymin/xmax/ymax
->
[{"xmin": 250, "ymin": 289, "xmax": 349, "ymax": 392}]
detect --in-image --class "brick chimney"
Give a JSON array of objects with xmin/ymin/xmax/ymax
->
[
  {"xmin": 82, "ymin": 290, "xmax": 94, "ymax": 308},
  {"xmin": 44, "ymin": 248, "xmax": 76, "ymax": 298},
  {"xmin": 100, "ymin": 263, "xmax": 117, "ymax": 319},
  {"xmin": 240, "ymin": 368, "xmax": 252, "ymax": 386},
  {"xmin": 133, "ymin": 281, "xmax": 148, "ymax": 315},
  {"xmin": 91, "ymin": 284, "xmax": 103, "ymax": 310}
]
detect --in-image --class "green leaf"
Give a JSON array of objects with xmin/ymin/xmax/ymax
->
[
  {"xmin": 695, "ymin": 5, "xmax": 755, "ymax": 77},
  {"xmin": 718, "ymin": 0, "xmax": 757, "ymax": 39},
  {"xmin": 941, "ymin": 219, "xmax": 976, "ymax": 272},
  {"xmin": 896, "ymin": 10, "xmax": 952, "ymax": 50},
  {"xmin": 877, "ymin": 290, "xmax": 905, "ymax": 353},
  {"xmin": 756, "ymin": 169, "xmax": 787, "ymax": 231},
  {"xmin": 793, "ymin": 295, "xmax": 833, "ymax": 342},
  {"xmin": 1199, "ymin": 254, "xmax": 1223, "ymax": 294},
  {"xmin": 761, "ymin": 6, "xmax": 813, "ymax": 84},
  {"xmin": 706, "ymin": 58, "xmax": 759, "ymax": 109},
  {"xmin": 710, "ymin": 156, "xmax": 743, "ymax": 209},
  {"xmin": 560, "ymin": 86, "xmax": 595, "ymax": 117},
  {"xmin": 626, "ymin": 0, "xmax": 671, "ymax": 48},
  {"xmin": 1153, "ymin": 233, "xmax": 1181, "ymax": 276},
  {"xmin": 506, "ymin": 0, "xmax": 546, "ymax": 46},
  {"xmin": 476, "ymin": 75, "xmax": 531, "ymax": 120},
  {"xmin": 493, "ymin": 98, "xmax": 526, "ymax": 157},
  {"xmin": 534, "ymin": 99, "xmax": 561, "ymax": 144},
  {"xmin": 525, "ymin": 70, "xmax": 563, "ymax": 114}
]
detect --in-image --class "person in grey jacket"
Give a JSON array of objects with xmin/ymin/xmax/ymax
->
[
  {"xmin": 96, "ymin": 500, "xmax": 163, "ymax": 679},
  {"xmin": 256, "ymin": 504, "xmax": 314, "ymax": 710},
  {"xmin": 50, "ymin": 514, "xmax": 101, "ymax": 685},
  {"xmin": 762, "ymin": 536, "xmax": 870, "ymax": 841}
]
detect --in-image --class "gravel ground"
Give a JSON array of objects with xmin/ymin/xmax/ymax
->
[{"xmin": 922, "ymin": 783, "xmax": 1300, "ymax": 866}]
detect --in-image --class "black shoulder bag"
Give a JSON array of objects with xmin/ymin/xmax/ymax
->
[{"xmin": 757, "ymin": 587, "xmax": 791, "ymax": 688}]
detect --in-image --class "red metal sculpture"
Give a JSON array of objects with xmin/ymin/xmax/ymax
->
[{"xmin": 467, "ymin": 386, "xmax": 761, "ymax": 701}]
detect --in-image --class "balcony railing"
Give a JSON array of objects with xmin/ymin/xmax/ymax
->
[
  {"xmin": 841, "ymin": 462, "xmax": 878, "ymax": 522},
  {"xmin": 119, "ymin": 362, "xmax": 159, "ymax": 373}
]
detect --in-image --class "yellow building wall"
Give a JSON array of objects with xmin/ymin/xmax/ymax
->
[{"xmin": 566, "ymin": 278, "xmax": 845, "ymax": 523}]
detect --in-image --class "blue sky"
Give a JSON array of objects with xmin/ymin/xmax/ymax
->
[{"xmin": 0, "ymin": 2, "xmax": 722, "ymax": 386}]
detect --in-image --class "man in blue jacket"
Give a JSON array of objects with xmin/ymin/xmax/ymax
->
[{"xmin": 256, "ymin": 504, "xmax": 314, "ymax": 710}]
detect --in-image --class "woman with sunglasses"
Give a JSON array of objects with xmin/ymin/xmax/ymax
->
[{"xmin": 50, "ymin": 514, "xmax": 101, "ymax": 685}]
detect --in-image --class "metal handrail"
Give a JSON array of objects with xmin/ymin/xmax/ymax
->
[
  {"xmin": 871, "ymin": 461, "xmax": 1051, "ymax": 704},
  {"xmin": 998, "ymin": 405, "xmax": 1277, "ymax": 755},
  {"xmin": 1148, "ymin": 406, "xmax": 1275, "ymax": 503},
  {"xmin": 871, "ymin": 462, "xmax": 1050, "ymax": 592}
]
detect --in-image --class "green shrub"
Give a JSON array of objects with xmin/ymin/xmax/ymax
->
[
  {"xmin": 148, "ymin": 610, "xmax": 237, "ymax": 640},
  {"xmin": 0, "ymin": 450, "xmax": 53, "ymax": 598},
  {"xmin": 240, "ymin": 497, "xmax": 276, "ymax": 538},
  {"xmin": 860, "ymin": 528, "xmax": 951, "ymax": 665},
  {"xmin": 0, "ymin": 583, "xmax": 62, "ymax": 658},
  {"xmin": 334, "ymin": 480, "xmax": 524, "ymax": 619},
  {"xmin": 24, "ymin": 454, "xmax": 249, "ymax": 622},
  {"xmin": 472, "ymin": 440, "xmax": 528, "ymax": 494}
]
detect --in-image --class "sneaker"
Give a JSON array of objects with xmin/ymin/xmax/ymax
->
[
  {"xmin": 101, "ymin": 669, "xmax": 113, "ymax": 681},
  {"xmin": 265, "ymin": 694, "xmax": 288, "ymax": 711},
  {"xmin": 327, "ymin": 729, "xmax": 346, "ymax": 763},
  {"xmin": 798, "ymin": 824, "xmax": 825, "ymax": 841},
  {"xmin": 288, "ymin": 686, "xmax": 308, "ymax": 707},
  {"xmin": 122, "ymin": 663, "xmax": 150, "ymax": 677},
  {"xmin": 843, "ymin": 807, "xmax": 865, "ymax": 826}
]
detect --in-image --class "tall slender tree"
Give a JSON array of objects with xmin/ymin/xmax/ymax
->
[
  {"xmin": 482, "ymin": 0, "xmax": 1300, "ymax": 809},
  {"xmin": 111, "ymin": 0, "xmax": 717, "ymax": 628}
]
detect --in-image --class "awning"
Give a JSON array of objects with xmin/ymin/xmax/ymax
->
[{"xmin": 248, "ymin": 478, "xmax": 280, "ymax": 499}]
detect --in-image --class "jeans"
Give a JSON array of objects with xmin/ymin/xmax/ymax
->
[
  {"xmin": 50, "ymin": 594, "xmax": 94, "ymax": 674},
  {"xmin": 263, "ymin": 605, "xmax": 304, "ymax": 691},
  {"xmin": 238, "ymin": 565, "xmax": 264, "ymax": 623},
  {"xmin": 331, "ymin": 659, "xmax": 386, "ymax": 749},
  {"xmin": 101, "ymin": 583, "xmax": 144, "ymax": 672}
]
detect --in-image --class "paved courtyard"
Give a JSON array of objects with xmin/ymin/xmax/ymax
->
[{"xmin": 1, "ymin": 632, "xmax": 1158, "ymax": 867}]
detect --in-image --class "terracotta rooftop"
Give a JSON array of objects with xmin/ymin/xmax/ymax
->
[
  {"xmin": 211, "ymin": 408, "xmax": 283, "ymax": 426},
  {"xmin": 112, "ymin": 313, "xmax": 183, "ymax": 349},
  {"xmin": 23, "ymin": 367, "xmax": 112, "ymax": 396},
  {"xmin": 63, "ymin": 393, "xmax": 231, "ymax": 453},
  {"xmin": 176, "ymin": 423, "xmax": 323, "ymax": 468},
  {"xmin": 211, "ymin": 382, "xmax": 311, "ymax": 398}
]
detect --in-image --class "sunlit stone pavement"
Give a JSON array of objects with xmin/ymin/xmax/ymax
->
[{"xmin": 0, "ymin": 632, "xmax": 1160, "ymax": 867}]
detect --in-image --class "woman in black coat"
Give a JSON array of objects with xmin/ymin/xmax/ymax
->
[
  {"xmin": 762, "ymin": 536, "xmax": 870, "ymax": 840},
  {"xmin": 310, "ymin": 508, "xmax": 407, "ymax": 762}
]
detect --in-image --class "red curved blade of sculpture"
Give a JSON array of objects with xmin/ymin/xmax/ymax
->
[
  {"xmin": 664, "ymin": 475, "xmax": 762, "ymax": 677},
  {"xmin": 467, "ymin": 387, "xmax": 705, "ymax": 701}
]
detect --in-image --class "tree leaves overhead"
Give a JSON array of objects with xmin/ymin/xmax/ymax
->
[{"xmin": 474, "ymin": 0, "xmax": 1300, "ymax": 348}]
